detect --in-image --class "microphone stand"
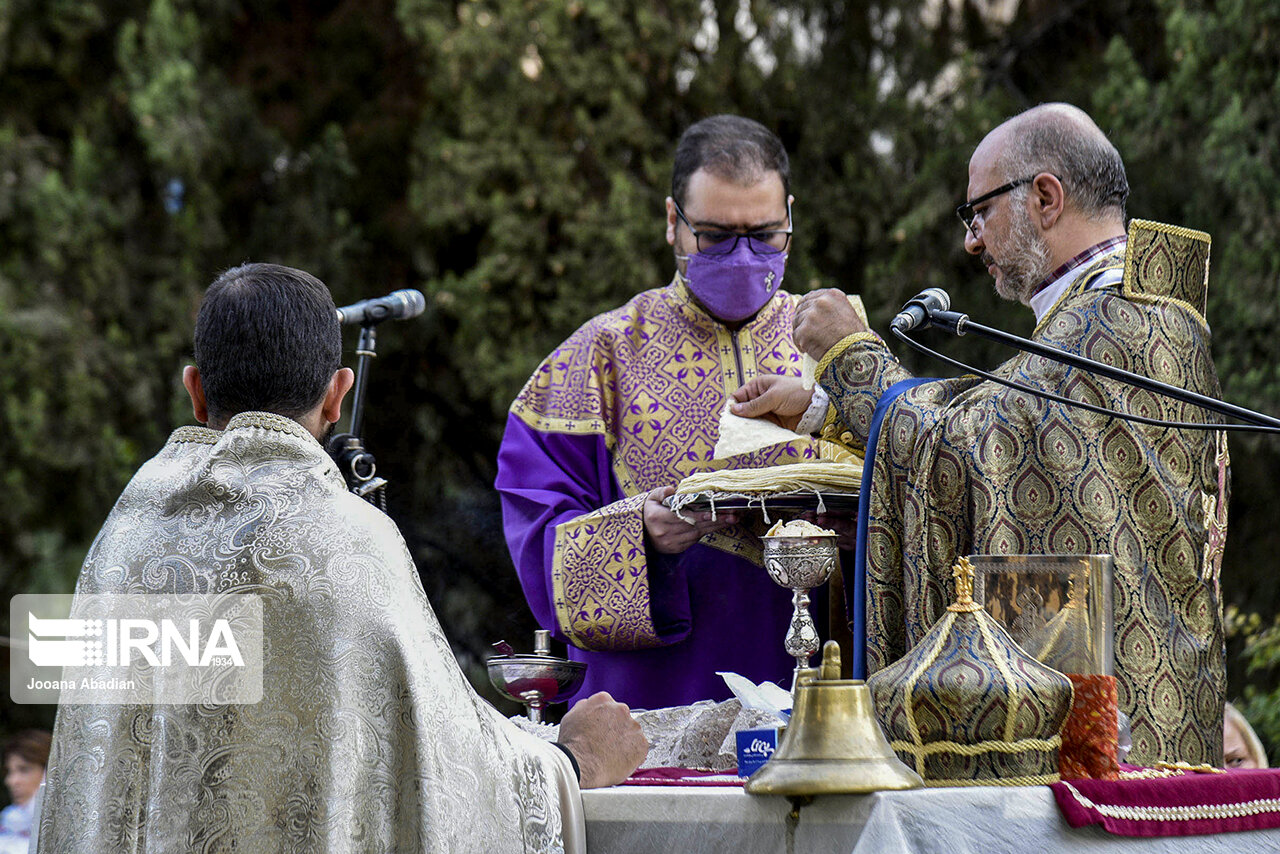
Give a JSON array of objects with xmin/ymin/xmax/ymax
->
[
  {"xmin": 904, "ymin": 309, "xmax": 1280, "ymax": 430},
  {"xmin": 327, "ymin": 323, "xmax": 390, "ymax": 509}
]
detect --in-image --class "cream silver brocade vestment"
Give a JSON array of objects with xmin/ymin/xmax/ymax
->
[{"xmin": 38, "ymin": 413, "xmax": 583, "ymax": 854}]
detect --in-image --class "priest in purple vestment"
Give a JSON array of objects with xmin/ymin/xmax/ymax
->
[{"xmin": 496, "ymin": 116, "xmax": 850, "ymax": 709}]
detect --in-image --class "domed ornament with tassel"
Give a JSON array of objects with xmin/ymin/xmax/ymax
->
[{"xmin": 867, "ymin": 557, "xmax": 1075, "ymax": 786}]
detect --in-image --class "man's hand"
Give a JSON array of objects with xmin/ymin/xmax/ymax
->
[
  {"xmin": 794, "ymin": 289, "xmax": 869, "ymax": 359},
  {"xmin": 644, "ymin": 486, "xmax": 739, "ymax": 554},
  {"xmin": 730, "ymin": 375, "xmax": 813, "ymax": 430},
  {"xmin": 558, "ymin": 691, "xmax": 649, "ymax": 788}
]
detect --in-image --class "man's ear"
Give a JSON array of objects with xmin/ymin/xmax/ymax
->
[
  {"xmin": 1031, "ymin": 172, "xmax": 1066, "ymax": 230},
  {"xmin": 665, "ymin": 196, "xmax": 677, "ymax": 246},
  {"xmin": 321, "ymin": 367, "xmax": 356, "ymax": 425},
  {"xmin": 182, "ymin": 366, "xmax": 208, "ymax": 424}
]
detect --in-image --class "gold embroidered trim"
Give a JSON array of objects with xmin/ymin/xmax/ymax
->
[
  {"xmin": 815, "ymin": 332, "xmax": 878, "ymax": 383},
  {"xmin": 1115, "ymin": 762, "xmax": 1224, "ymax": 781},
  {"xmin": 551, "ymin": 493, "xmax": 661, "ymax": 650},
  {"xmin": 225, "ymin": 411, "xmax": 315, "ymax": 440},
  {"xmin": 923, "ymin": 772, "xmax": 1061, "ymax": 788},
  {"xmin": 1118, "ymin": 766, "xmax": 1182, "ymax": 780},
  {"xmin": 889, "ymin": 734, "xmax": 1062, "ymax": 758},
  {"xmin": 1154, "ymin": 760, "xmax": 1227, "ymax": 775},
  {"xmin": 510, "ymin": 403, "xmax": 610, "ymax": 439},
  {"xmin": 170, "ymin": 426, "xmax": 219, "ymax": 445},
  {"xmin": 1121, "ymin": 218, "xmax": 1212, "ymax": 328},
  {"xmin": 1060, "ymin": 780, "xmax": 1280, "ymax": 822},
  {"xmin": 715, "ymin": 324, "xmax": 743, "ymax": 397},
  {"xmin": 1125, "ymin": 219, "xmax": 1210, "ymax": 246}
]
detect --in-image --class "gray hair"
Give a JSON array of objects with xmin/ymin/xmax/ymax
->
[{"xmin": 997, "ymin": 104, "xmax": 1129, "ymax": 223}]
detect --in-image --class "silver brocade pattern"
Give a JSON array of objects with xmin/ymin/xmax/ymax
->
[{"xmin": 38, "ymin": 412, "xmax": 575, "ymax": 854}]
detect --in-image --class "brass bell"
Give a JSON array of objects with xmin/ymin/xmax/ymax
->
[{"xmin": 745, "ymin": 640, "xmax": 923, "ymax": 796}]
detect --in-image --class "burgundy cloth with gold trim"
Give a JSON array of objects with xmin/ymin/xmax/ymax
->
[{"xmin": 1052, "ymin": 766, "xmax": 1280, "ymax": 836}]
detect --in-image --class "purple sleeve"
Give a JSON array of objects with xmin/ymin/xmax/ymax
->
[
  {"xmin": 496, "ymin": 414, "xmax": 615, "ymax": 635},
  {"xmin": 495, "ymin": 413, "xmax": 692, "ymax": 648}
]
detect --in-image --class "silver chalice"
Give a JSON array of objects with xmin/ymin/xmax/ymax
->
[
  {"xmin": 487, "ymin": 630, "xmax": 586, "ymax": 723},
  {"xmin": 762, "ymin": 530, "xmax": 839, "ymax": 687}
]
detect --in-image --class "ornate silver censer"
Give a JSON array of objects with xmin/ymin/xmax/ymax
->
[
  {"xmin": 762, "ymin": 529, "xmax": 839, "ymax": 687},
  {"xmin": 487, "ymin": 629, "xmax": 586, "ymax": 723}
]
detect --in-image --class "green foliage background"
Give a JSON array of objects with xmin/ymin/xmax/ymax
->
[{"xmin": 4, "ymin": 0, "xmax": 1280, "ymax": 756}]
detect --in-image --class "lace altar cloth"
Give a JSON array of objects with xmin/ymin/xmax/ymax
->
[{"xmin": 510, "ymin": 698, "xmax": 784, "ymax": 773}]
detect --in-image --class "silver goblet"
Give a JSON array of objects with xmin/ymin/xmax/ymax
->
[
  {"xmin": 487, "ymin": 630, "xmax": 586, "ymax": 723},
  {"xmin": 762, "ymin": 532, "xmax": 839, "ymax": 687}
]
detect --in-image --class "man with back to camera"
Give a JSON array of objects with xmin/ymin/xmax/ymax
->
[
  {"xmin": 733, "ymin": 103, "xmax": 1230, "ymax": 766},
  {"xmin": 497, "ymin": 115, "xmax": 864, "ymax": 708},
  {"xmin": 37, "ymin": 263, "xmax": 647, "ymax": 853}
]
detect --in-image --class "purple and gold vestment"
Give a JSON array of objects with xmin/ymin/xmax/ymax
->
[
  {"xmin": 497, "ymin": 280, "xmax": 836, "ymax": 708},
  {"xmin": 822, "ymin": 221, "xmax": 1230, "ymax": 766}
]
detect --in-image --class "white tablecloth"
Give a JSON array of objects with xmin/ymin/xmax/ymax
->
[{"xmin": 582, "ymin": 784, "xmax": 1280, "ymax": 853}]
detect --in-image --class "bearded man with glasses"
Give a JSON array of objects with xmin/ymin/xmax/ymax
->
[
  {"xmin": 733, "ymin": 103, "xmax": 1230, "ymax": 767},
  {"xmin": 497, "ymin": 115, "xmax": 863, "ymax": 708}
]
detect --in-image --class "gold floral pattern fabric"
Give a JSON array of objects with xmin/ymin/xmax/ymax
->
[
  {"xmin": 38, "ymin": 413, "xmax": 580, "ymax": 854},
  {"xmin": 512, "ymin": 281, "xmax": 839, "ymax": 650},
  {"xmin": 824, "ymin": 223, "xmax": 1228, "ymax": 767}
]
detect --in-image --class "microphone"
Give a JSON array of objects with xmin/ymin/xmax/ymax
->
[
  {"xmin": 335, "ymin": 289, "xmax": 426, "ymax": 326},
  {"xmin": 890, "ymin": 288, "xmax": 951, "ymax": 332}
]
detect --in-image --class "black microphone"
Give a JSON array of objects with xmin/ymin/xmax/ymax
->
[
  {"xmin": 890, "ymin": 288, "xmax": 951, "ymax": 332},
  {"xmin": 335, "ymin": 289, "xmax": 426, "ymax": 326}
]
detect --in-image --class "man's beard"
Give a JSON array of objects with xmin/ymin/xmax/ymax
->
[{"xmin": 987, "ymin": 208, "xmax": 1054, "ymax": 303}]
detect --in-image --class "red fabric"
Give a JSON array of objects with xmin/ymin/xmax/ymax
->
[
  {"xmin": 1058, "ymin": 674, "xmax": 1119, "ymax": 780},
  {"xmin": 622, "ymin": 767, "xmax": 745, "ymax": 787},
  {"xmin": 1051, "ymin": 766, "xmax": 1280, "ymax": 836}
]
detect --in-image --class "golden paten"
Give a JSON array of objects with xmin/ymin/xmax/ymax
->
[{"xmin": 745, "ymin": 640, "xmax": 923, "ymax": 796}]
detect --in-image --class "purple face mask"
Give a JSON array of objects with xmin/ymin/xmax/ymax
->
[{"xmin": 682, "ymin": 241, "xmax": 787, "ymax": 322}]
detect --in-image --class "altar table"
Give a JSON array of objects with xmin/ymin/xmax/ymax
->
[{"xmin": 582, "ymin": 783, "xmax": 1280, "ymax": 853}]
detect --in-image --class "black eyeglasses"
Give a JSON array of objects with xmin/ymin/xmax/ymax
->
[
  {"xmin": 955, "ymin": 176, "xmax": 1036, "ymax": 237},
  {"xmin": 673, "ymin": 197, "xmax": 792, "ymax": 256}
]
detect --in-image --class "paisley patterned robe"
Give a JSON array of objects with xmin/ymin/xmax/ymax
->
[
  {"xmin": 38, "ymin": 413, "xmax": 582, "ymax": 854},
  {"xmin": 497, "ymin": 280, "xmax": 847, "ymax": 708},
  {"xmin": 821, "ymin": 221, "xmax": 1229, "ymax": 766}
]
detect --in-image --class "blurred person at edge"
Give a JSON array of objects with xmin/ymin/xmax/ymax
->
[
  {"xmin": 1224, "ymin": 703, "xmax": 1268, "ymax": 769},
  {"xmin": 497, "ymin": 115, "xmax": 865, "ymax": 708},
  {"xmin": 0, "ymin": 729, "xmax": 50, "ymax": 854}
]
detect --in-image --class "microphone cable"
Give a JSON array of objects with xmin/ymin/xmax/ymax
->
[{"xmin": 889, "ymin": 324, "xmax": 1280, "ymax": 435}]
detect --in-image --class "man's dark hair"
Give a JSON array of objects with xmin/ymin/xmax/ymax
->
[
  {"xmin": 671, "ymin": 115, "xmax": 790, "ymax": 206},
  {"xmin": 194, "ymin": 263, "xmax": 341, "ymax": 425}
]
